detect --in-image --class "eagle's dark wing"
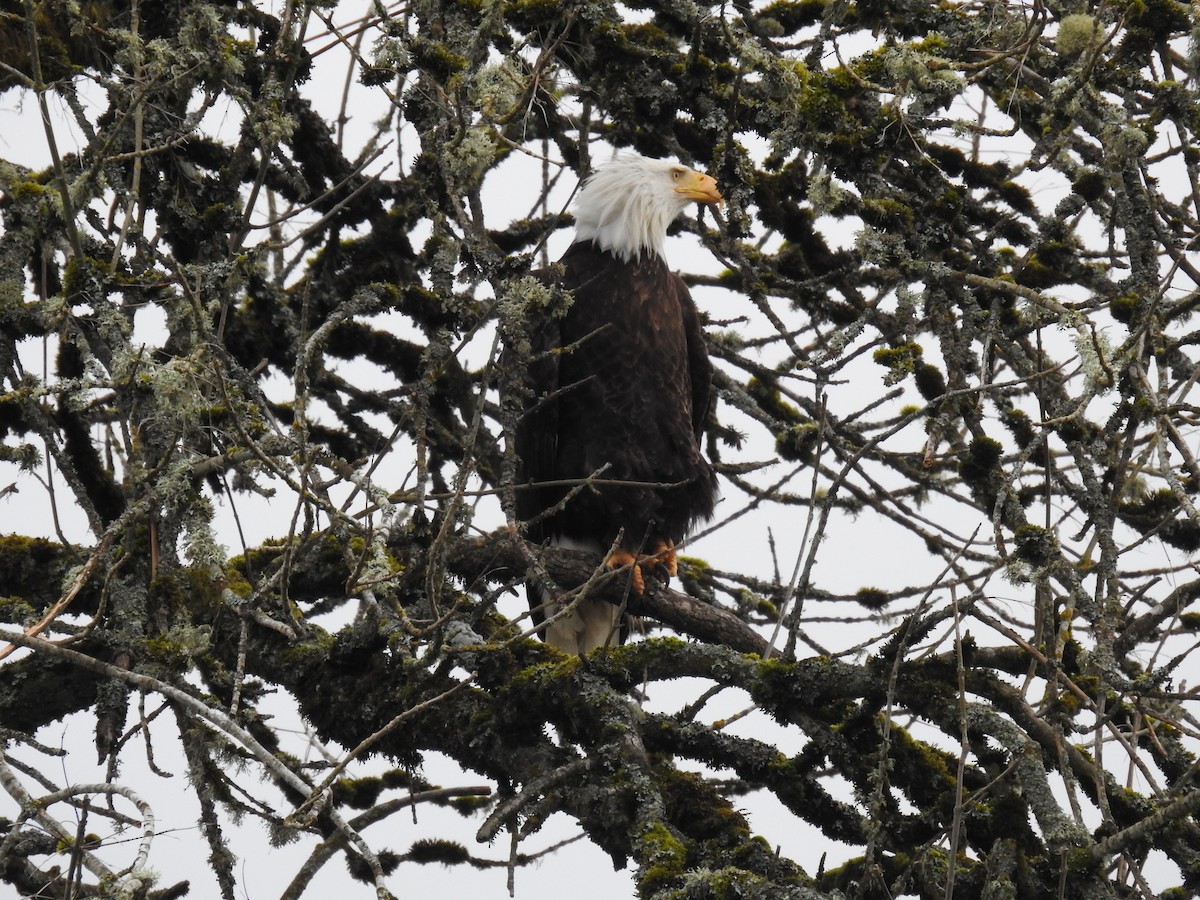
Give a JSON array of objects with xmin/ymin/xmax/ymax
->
[
  {"xmin": 516, "ymin": 244, "xmax": 717, "ymax": 546},
  {"xmin": 675, "ymin": 271, "xmax": 713, "ymax": 444}
]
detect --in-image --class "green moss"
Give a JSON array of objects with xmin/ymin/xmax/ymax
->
[
  {"xmin": 1071, "ymin": 168, "xmax": 1106, "ymax": 202},
  {"xmin": 0, "ymin": 536, "xmax": 79, "ymax": 611},
  {"xmin": 334, "ymin": 775, "xmax": 384, "ymax": 809},
  {"xmin": 408, "ymin": 34, "xmax": 468, "ymax": 80},
  {"xmin": 994, "ymin": 180, "xmax": 1035, "ymax": 215},
  {"xmin": 1021, "ymin": 239, "xmax": 1087, "ymax": 289},
  {"xmin": 752, "ymin": 594, "xmax": 779, "ymax": 617},
  {"xmin": 1063, "ymin": 847, "xmax": 1103, "ymax": 878},
  {"xmin": 0, "ymin": 595, "xmax": 37, "ymax": 624},
  {"xmin": 821, "ymin": 852, "xmax": 916, "ymax": 893},
  {"xmin": 886, "ymin": 713, "xmax": 958, "ymax": 783},
  {"xmin": 754, "ymin": 0, "xmax": 826, "ymax": 33},
  {"xmin": 1119, "ymin": 487, "xmax": 1200, "ymax": 551},
  {"xmin": 1013, "ymin": 525, "xmax": 1058, "ymax": 566},
  {"xmin": 959, "ymin": 435, "xmax": 1007, "ymax": 509},
  {"xmin": 448, "ymin": 793, "xmax": 493, "ymax": 814},
  {"xmin": 223, "ymin": 564, "xmax": 253, "ymax": 599},
  {"xmin": 0, "ymin": 534, "xmax": 66, "ymax": 565},
  {"xmin": 61, "ymin": 255, "xmax": 112, "ymax": 299},
  {"xmin": 1054, "ymin": 416, "xmax": 1099, "ymax": 444},
  {"xmin": 914, "ymin": 33, "xmax": 949, "ymax": 52},
  {"xmin": 960, "ymin": 436, "xmax": 1003, "ymax": 481},
  {"xmin": 636, "ymin": 821, "xmax": 688, "ymax": 894},
  {"xmin": 346, "ymin": 849, "xmax": 401, "ymax": 881},
  {"xmin": 749, "ymin": 655, "xmax": 851, "ymax": 718},
  {"xmin": 1001, "ymin": 408, "xmax": 1037, "ymax": 448},
  {"xmin": 855, "ymin": 587, "xmax": 891, "ymax": 610},
  {"xmin": 8, "ymin": 177, "xmax": 51, "ymax": 201},
  {"xmin": 405, "ymin": 838, "xmax": 470, "ymax": 865},
  {"xmin": 1126, "ymin": 0, "xmax": 1192, "ymax": 40},
  {"xmin": 862, "ymin": 197, "xmax": 915, "ymax": 231},
  {"xmin": 787, "ymin": 62, "xmax": 854, "ymax": 135},
  {"xmin": 277, "ymin": 631, "xmax": 336, "ymax": 671},
  {"xmin": 1179, "ymin": 612, "xmax": 1200, "ymax": 630},
  {"xmin": 913, "ymin": 361, "xmax": 946, "ymax": 400},
  {"xmin": 659, "ymin": 767, "xmax": 751, "ymax": 844},
  {"xmin": 139, "ymin": 635, "xmax": 194, "ymax": 671},
  {"xmin": 775, "ymin": 422, "xmax": 818, "ymax": 461},
  {"xmin": 1109, "ymin": 293, "xmax": 1139, "ymax": 324},
  {"xmin": 747, "ymin": 377, "xmax": 801, "ymax": 422},
  {"xmin": 1049, "ymin": 690, "xmax": 1082, "ymax": 715},
  {"xmin": 873, "ymin": 342, "xmax": 923, "ymax": 386}
]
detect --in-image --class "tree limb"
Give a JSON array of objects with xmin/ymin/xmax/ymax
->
[{"xmin": 446, "ymin": 529, "xmax": 771, "ymax": 656}]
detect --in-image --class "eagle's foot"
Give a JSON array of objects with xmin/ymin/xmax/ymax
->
[
  {"xmin": 605, "ymin": 542, "xmax": 677, "ymax": 596},
  {"xmin": 605, "ymin": 548, "xmax": 645, "ymax": 595},
  {"xmin": 647, "ymin": 540, "xmax": 678, "ymax": 581}
]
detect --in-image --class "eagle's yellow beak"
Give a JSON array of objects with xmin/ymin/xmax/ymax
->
[{"xmin": 674, "ymin": 170, "xmax": 724, "ymax": 206}]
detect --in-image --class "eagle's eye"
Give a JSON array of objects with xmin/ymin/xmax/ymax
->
[{"xmin": 671, "ymin": 168, "xmax": 684, "ymax": 180}]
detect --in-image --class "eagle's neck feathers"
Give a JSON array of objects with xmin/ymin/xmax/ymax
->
[{"xmin": 571, "ymin": 156, "xmax": 693, "ymax": 263}]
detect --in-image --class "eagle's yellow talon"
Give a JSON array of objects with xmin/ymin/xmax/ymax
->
[
  {"xmin": 605, "ymin": 549, "xmax": 646, "ymax": 595},
  {"xmin": 606, "ymin": 543, "xmax": 682, "ymax": 595},
  {"xmin": 650, "ymin": 540, "xmax": 678, "ymax": 578}
]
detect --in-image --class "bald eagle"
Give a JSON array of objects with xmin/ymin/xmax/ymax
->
[{"xmin": 513, "ymin": 154, "xmax": 722, "ymax": 653}]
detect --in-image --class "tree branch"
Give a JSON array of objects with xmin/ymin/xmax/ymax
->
[{"xmin": 446, "ymin": 530, "xmax": 771, "ymax": 656}]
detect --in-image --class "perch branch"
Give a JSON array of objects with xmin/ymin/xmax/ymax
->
[{"xmin": 446, "ymin": 530, "xmax": 771, "ymax": 656}]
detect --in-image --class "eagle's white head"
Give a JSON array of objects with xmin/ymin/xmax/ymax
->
[{"xmin": 572, "ymin": 154, "xmax": 723, "ymax": 263}]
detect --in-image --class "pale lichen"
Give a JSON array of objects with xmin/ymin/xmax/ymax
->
[{"xmin": 1057, "ymin": 14, "xmax": 1102, "ymax": 57}]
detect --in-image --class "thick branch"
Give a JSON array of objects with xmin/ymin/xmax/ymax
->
[{"xmin": 447, "ymin": 530, "xmax": 771, "ymax": 656}]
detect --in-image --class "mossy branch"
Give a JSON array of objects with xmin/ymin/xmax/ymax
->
[{"xmin": 445, "ymin": 529, "xmax": 771, "ymax": 656}]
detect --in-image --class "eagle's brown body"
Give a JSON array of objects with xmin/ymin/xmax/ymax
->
[{"xmin": 516, "ymin": 241, "xmax": 718, "ymax": 650}]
